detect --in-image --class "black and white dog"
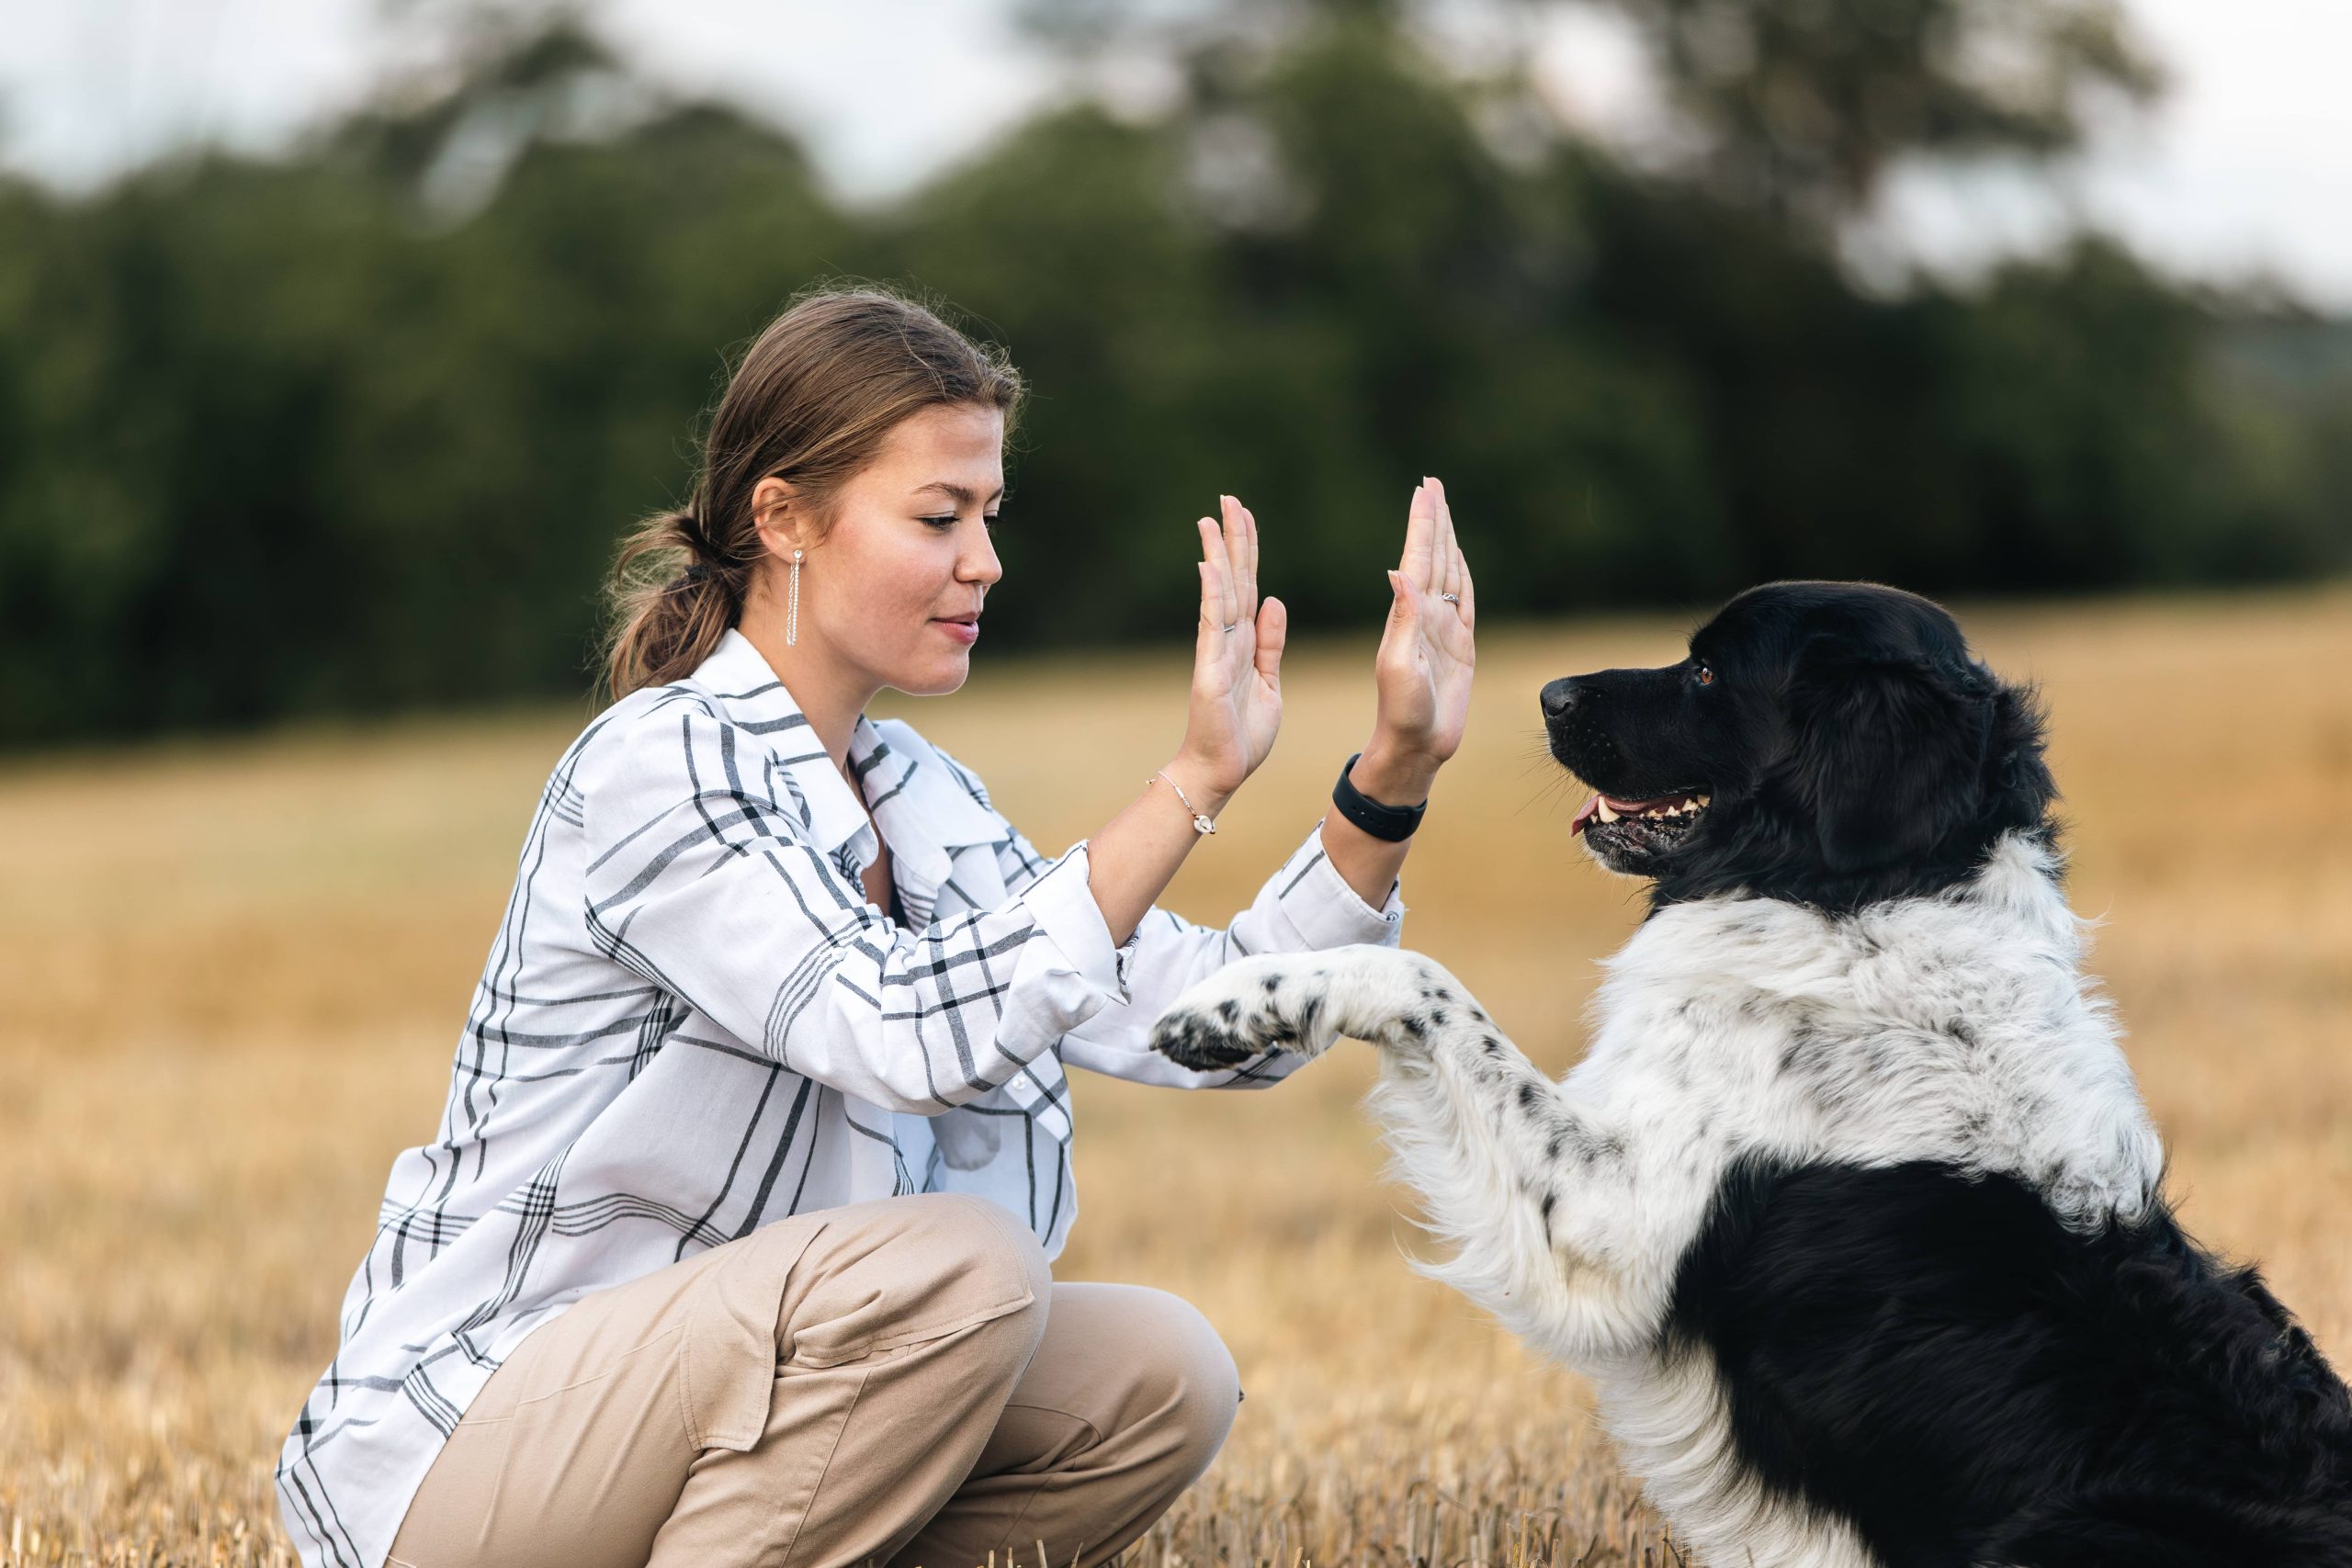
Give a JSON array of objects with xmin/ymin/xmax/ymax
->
[{"xmin": 1151, "ymin": 581, "xmax": 2352, "ymax": 1567}]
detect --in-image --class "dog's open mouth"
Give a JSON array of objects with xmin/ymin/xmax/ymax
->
[{"xmin": 1571, "ymin": 790, "xmax": 1710, "ymax": 854}]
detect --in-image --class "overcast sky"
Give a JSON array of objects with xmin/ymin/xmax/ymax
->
[{"xmin": 5, "ymin": 0, "xmax": 2347, "ymax": 308}]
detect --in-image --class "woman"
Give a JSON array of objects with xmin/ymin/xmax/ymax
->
[{"xmin": 277, "ymin": 288, "xmax": 1476, "ymax": 1568}]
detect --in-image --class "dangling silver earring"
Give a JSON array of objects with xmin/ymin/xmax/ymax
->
[{"xmin": 786, "ymin": 548, "xmax": 804, "ymax": 646}]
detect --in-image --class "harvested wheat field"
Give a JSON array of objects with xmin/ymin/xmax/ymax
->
[{"xmin": 4, "ymin": 586, "xmax": 2349, "ymax": 1566}]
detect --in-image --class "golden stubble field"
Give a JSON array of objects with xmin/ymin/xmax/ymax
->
[{"xmin": 3, "ymin": 588, "xmax": 2349, "ymax": 1566}]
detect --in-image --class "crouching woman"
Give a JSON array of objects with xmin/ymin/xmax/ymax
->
[{"xmin": 276, "ymin": 288, "xmax": 1476, "ymax": 1568}]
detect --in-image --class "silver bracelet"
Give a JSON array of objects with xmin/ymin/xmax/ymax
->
[{"xmin": 1149, "ymin": 770, "xmax": 1217, "ymax": 835}]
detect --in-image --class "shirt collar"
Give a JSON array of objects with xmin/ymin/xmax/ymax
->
[{"xmin": 686, "ymin": 629, "xmax": 1003, "ymax": 878}]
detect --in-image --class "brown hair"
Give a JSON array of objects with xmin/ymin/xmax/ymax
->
[{"xmin": 601, "ymin": 286, "xmax": 1023, "ymax": 698}]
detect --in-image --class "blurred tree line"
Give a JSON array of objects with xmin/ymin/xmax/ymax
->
[{"xmin": 1, "ymin": 0, "xmax": 2346, "ymax": 745}]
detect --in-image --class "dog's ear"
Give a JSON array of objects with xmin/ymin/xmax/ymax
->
[
  {"xmin": 1984, "ymin": 681, "xmax": 2059, "ymax": 830},
  {"xmin": 1788, "ymin": 650, "xmax": 1993, "ymax": 874}
]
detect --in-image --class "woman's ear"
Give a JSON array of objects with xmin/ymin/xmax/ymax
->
[
  {"xmin": 750, "ymin": 476, "xmax": 809, "ymax": 558},
  {"xmin": 1789, "ymin": 651, "xmax": 1993, "ymax": 874}
]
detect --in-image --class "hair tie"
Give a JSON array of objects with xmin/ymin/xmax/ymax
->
[{"xmin": 674, "ymin": 561, "xmax": 711, "ymax": 591}]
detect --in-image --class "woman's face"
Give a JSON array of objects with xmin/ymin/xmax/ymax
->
[{"xmin": 769, "ymin": 402, "xmax": 1006, "ymax": 698}]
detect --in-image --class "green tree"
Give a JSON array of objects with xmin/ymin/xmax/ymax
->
[{"xmin": 1607, "ymin": 0, "xmax": 2162, "ymax": 220}]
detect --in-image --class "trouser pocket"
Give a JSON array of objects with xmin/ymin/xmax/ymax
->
[{"xmin": 680, "ymin": 1217, "xmax": 821, "ymax": 1451}]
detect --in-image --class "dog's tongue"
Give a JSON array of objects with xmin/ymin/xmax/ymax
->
[{"xmin": 1570, "ymin": 791, "xmax": 1691, "ymax": 837}]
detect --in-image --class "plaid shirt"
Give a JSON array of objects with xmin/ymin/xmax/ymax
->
[{"xmin": 276, "ymin": 627, "xmax": 1406, "ymax": 1568}]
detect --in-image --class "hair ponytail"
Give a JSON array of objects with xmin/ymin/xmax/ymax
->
[
  {"xmin": 599, "ymin": 285, "xmax": 1023, "ymax": 700},
  {"xmin": 602, "ymin": 503, "xmax": 746, "ymax": 700}
]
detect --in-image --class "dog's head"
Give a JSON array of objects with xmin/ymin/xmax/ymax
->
[{"xmin": 1542, "ymin": 581, "xmax": 2055, "ymax": 910}]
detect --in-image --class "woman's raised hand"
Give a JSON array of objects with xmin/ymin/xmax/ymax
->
[
  {"xmin": 1362, "ymin": 478, "xmax": 1475, "ymax": 795},
  {"xmin": 1172, "ymin": 495, "xmax": 1285, "ymax": 805}
]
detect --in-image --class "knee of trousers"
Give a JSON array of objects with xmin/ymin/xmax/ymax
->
[
  {"xmin": 1108, "ymin": 1289, "xmax": 1242, "ymax": 1476},
  {"xmin": 779, "ymin": 1192, "xmax": 1052, "ymax": 1377}
]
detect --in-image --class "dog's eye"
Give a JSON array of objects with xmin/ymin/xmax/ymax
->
[{"xmin": 1694, "ymin": 661, "xmax": 1716, "ymax": 688}]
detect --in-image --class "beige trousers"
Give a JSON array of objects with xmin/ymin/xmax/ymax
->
[{"xmin": 385, "ymin": 1193, "xmax": 1238, "ymax": 1568}]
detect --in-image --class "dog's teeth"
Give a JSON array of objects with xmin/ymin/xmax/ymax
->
[
  {"xmin": 1596, "ymin": 800, "xmax": 1619, "ymax": 823},
  {"xmin": 1695, "ymin": 795, "xmax": 1710, "ymax": 807}
]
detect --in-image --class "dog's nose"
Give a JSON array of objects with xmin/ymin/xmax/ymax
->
[{"xmin": 1540, "ymin": 678, "xmax": 1580, "ymax": 722}]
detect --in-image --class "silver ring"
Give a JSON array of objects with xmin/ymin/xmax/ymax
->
[
  {"xmin": 1439, "ymin": 592, "xmax": 1460, "ymax": 604},
  {"xmin": 1222, "ymin": 622, "xmax": 1238, "ymax": 634}
]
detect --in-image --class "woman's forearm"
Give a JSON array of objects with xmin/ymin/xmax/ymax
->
[
  {"xmin": 1319, "ymin": 740, "xmax": 1440, "ymax": 911},
  {"xmin": 1080, "ymin": 755, "xmax": 1235, "ymax": 946}
]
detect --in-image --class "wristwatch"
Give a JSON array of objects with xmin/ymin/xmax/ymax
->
[{"xmin": 1332, "ymin": 752, "xmax": 1427, "ymax": 841}]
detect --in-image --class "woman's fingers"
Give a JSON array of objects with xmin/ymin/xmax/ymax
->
[
  {"xmin": 1242, "ymin": 499, "xmax": 1260, "ymax": 623},
  {"xmin": 1254, "ymin": 594, "xmax": 1287, "ymax": 687},
  {"xmin": 1197, "ymin": 515, "xmax": 1236, "ymax": 635},
  {"xmin": 1401, "ymin": 480, "xmax": 1436, "ymax": 590},
  {"xmin": 1220, "ymin": 513, "xmax": 1239, "ymax": 628},
  {"xmin": 1425, "ymin": 476, "xmax": 1460, "ymax": 604},
  {"xmin": 1220, "ymin": 494, "xmax": 1257, "ymax": 625},
  {"xmin": 1385, "ymin": 568, "xmax": 1419, "ymax": 641},
  {"xmin": 1419, "ymin": 474, "xmax": 1472, "ymax": 627}
]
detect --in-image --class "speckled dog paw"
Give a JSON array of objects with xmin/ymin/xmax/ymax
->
[{"xmin": 1149, "ymin": 955, "xmax": 1337, "ymax": 1070}]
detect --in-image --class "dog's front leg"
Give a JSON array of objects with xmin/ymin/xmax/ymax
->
[{"xmin": 1149, "ymin": 947, "xmax": 1649, "ymax": 1364}]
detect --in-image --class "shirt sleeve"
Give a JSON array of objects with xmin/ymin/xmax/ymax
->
[
  {"xmin": 1052, "ymin": 818, "xmax": 1408, "ymax": 1090},
  {"xmin": 575, "ymin": 696, "xmax": 1135, "ymax": 1113}
]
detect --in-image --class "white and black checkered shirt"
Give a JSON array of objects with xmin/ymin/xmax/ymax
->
[{"xmin": 276, "ymin": 627, "xmax": 1406, "ymax": 1568}]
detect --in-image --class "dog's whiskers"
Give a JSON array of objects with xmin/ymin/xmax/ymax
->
[{"xmin": 1513, "ymin": 773, "xmax": 1577, "ymax": 819}]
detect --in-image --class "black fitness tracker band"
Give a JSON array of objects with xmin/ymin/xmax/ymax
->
[{"xmin": 1332, "ymin": 752, "xmax": 1427, "ymax": 841}]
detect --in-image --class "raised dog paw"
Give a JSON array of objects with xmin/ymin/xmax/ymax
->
[{"xmin": 1149, "ymin": 955, "xmax": 1340, "ymax": 1071}]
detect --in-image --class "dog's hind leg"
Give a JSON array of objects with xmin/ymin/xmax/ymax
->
[{"xmin": 1149, "ymin": 947, "xmax": 1648, "ymax": 1360}]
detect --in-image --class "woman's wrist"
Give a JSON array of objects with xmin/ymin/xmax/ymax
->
[
  {"xmin": 1350, "ymin": 739, "xmax": 1440, "ymax": 807},
  {"xmin": 1158, "ymin": 754, "xmax": 1237, "ymax": 820}
]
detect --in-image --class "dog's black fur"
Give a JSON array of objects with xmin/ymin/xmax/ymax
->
[
  {"xmin": 1673, "ymin": 1159, "xmax": 2352, "ymax": 1567},
  {"xmin": 1550, "ymin": 582, "xmax": 2352, "ymax": 1566},
  {"xmin": 1543, "ymin": 580, "xmax": 2058, "ymax": 914}
]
